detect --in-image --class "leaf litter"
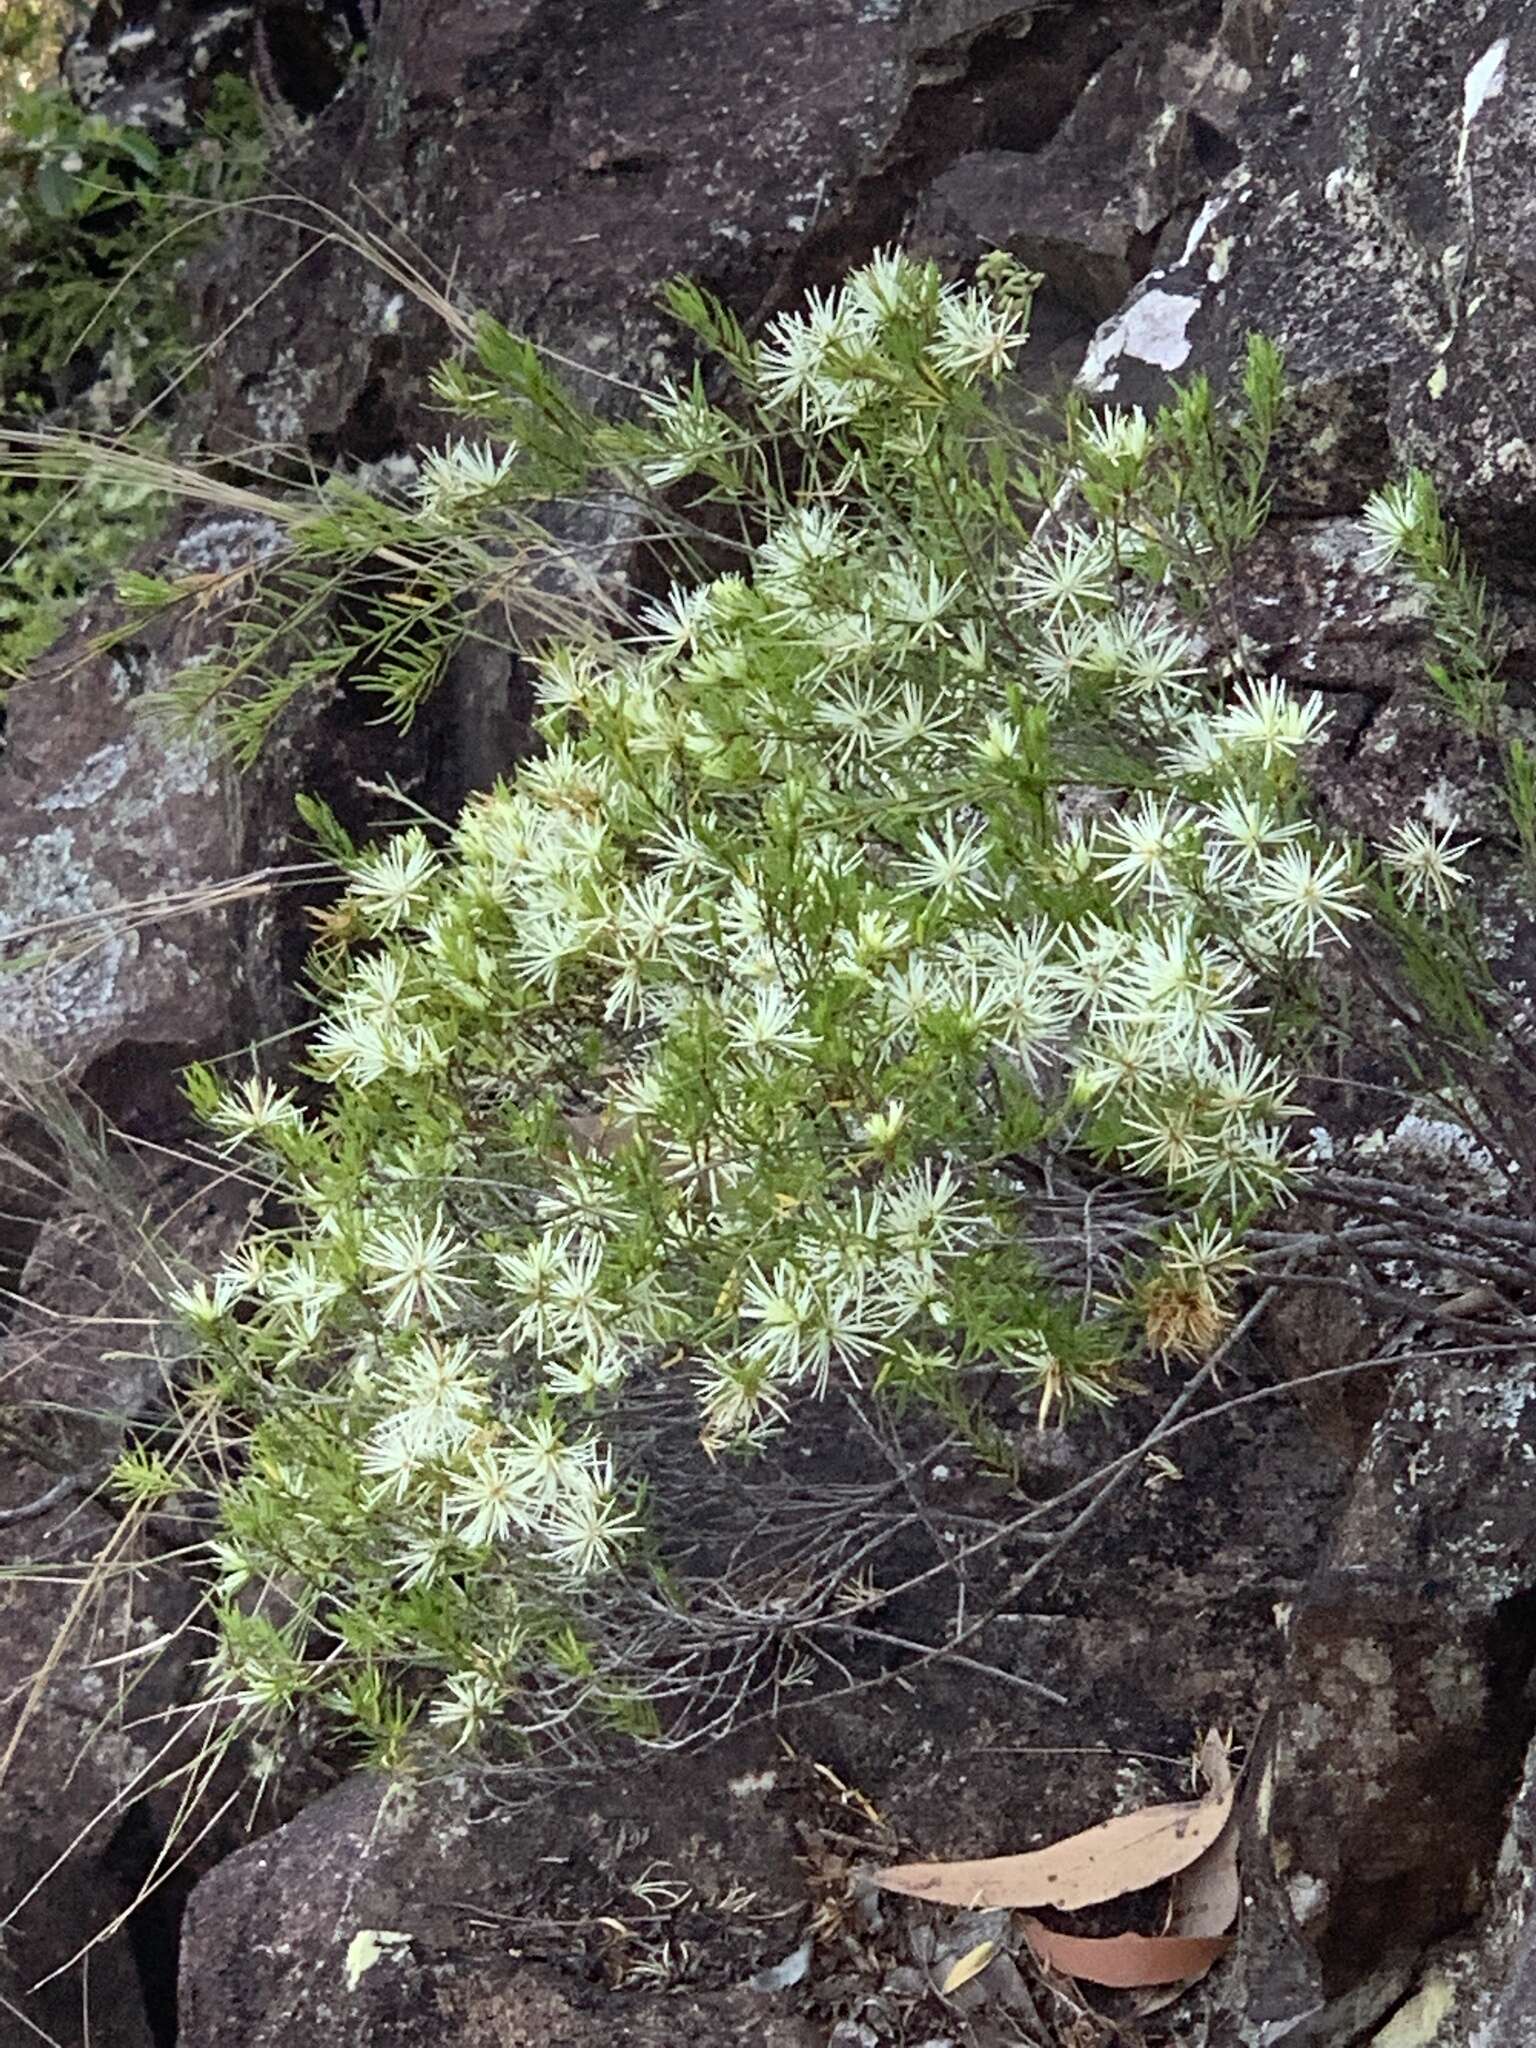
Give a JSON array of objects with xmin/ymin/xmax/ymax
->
[{"xmin": 875, "ymin": 1727, "xmax": 1241, "ymax": 2005}]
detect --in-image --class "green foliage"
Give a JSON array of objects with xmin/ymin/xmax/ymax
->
[
  {"xmin": 0, "ymin": 72, "xmax": 265, "ymax": 690},
  {"xmin": 129, "ymin": 252, "xmax": 1482, "ymax": 1773},
  {"xmin": 0, "ymin": 1, "xmax": 72, "ymax": 106},
  {"xmin": 1360, "ymin": 469, "xmax": 1507, "ymax": 735},
  {"xmin": 1507, "ymin": 734, "xmax": 1536, "ymax": 879}
]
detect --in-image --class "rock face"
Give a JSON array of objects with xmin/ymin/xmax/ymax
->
[
  {"xmin": 1075, "ymin": 0, "xmax": 1536, "ymax": 539},
  {"xmin": 192, "ymin": 0, "xmax": 1192, "ymax": 463},
  {"xmin": 0, "ymin": 1498, "xmax": 202, "ymax": 2048},
  {"xmin": 1214, "ymin": 1349, "xmax": 1536, "ymax": 2044},
  {"xmin": 9, "ymin": 0, "xmax": 1536, "ymax": 2042},
  {"xmin": 176, "ymin": 1757, "xmax": 818, "ymax": 2048}
]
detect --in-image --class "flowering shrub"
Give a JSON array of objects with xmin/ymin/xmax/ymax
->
[{"xmin": 141, "ymin": 252, "xmax": 1472, "ymax": 1767}]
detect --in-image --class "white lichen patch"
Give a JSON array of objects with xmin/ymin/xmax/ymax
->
[
  {"xmin": 343, "ymin": 1929, "xmax": 412, "ymax": 1993},
  {"xmin": 248, "ymin": 351, "xmax": 326, "ymax": 445},
  {"xmin": 1459, "ymin": 37, "xmax": 1509, "ymax": 172},
  {"xmin": 1179, "ymin": 193, "xmax": 1229, "ymax": 268},
  {"xmin": 174, "ymin": 514, "xmax": 287, "ymax": 577},
  {"xmin": 107, "ymin": 23, "xmax": 158, "ymax": 55},
  {"xmin": 1419, "ymin": 777, "xmax": 1464, "ymax": 831},
  {"xmin": 192, "ymin": 6, "xmax": 254, "ymax": 44},
  {"xmin": 728, "ymin": 1767, "xmax": 778, "ymax": 1797},
  {"xmin": 37, "ymin": 740, "xmax": 132, "ymax": 815},
  {"xmin": 1355, "ymin": 1109, "xmax": 1506, "ymax": 1199},
  {"xmin": 1080, "ymin": 286, "xmax": 1203, "ymax": 392}
]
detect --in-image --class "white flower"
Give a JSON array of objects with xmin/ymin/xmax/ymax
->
[
  {"xmin": 532, "ymin": 642, "xmax": 609, "ymax": 721},
  {"xmin": 500, "ymin": 1409, "xmax": 600, "ymax": 1507},
  {"xmin": 1095, "ymin": 794, "xmax": 1195, "ymax": 903},
  {"xmin": 637, "ymin": 581, "xmax": 714, "ymax": 654},
  {"xmin": 604, "ymin": 873, "xmax": 703, "ymax": 977},
  {"xmin": 416, "ymin": 438, "xmax": 515, "ymax": 521},
  {"xmin": 1381, "ymin": 819, "xmax": 1474, "ymax": 911},
  {"xmin": 873, "ymin": 679, "xmax": 961, "ymax": 759},
  {"xmin": 167, "ymin": 1272, "xmax": 247, "ymax": 1331},
  {"xmin": 504, "ymin": 900, "xmax": 600, "ymax": 996},
  {"xmin": 883, "ymin": 1161, "xmax": 983, "ymax": 1260},
  {"xmin": 1012, "ymin": 530, "xmax": 1115, "ymax": 626},
  {"xmin": 895, "ymin": 816, "xmax": 996, "ymax": 906},
  {"xmin": 881, "ymin": 953, "xmax": 947, "ymax": 1037},
  {"xmin": 545, "ymin": 1459, "xmax": 642, "ymax": 1575},
  {"xmin": 928, "ymin": 287, "xmax": 1029, "ymax": 382},
  {"xmin": 639, "ymin": 376, "xmax": 734, "ymax": 486},
  {"xmin": 542, "ymin": 1340, "xmax": 629, "ymax": 1399},
  {"xmin": 1249, "ymin": 842, "xmax": 1366, "ymax": 954},
  {"xmin": 386, "ymin": 1335, "xmax": 487, "ymax": 1447},
  {"xmin": 737, "ymin": 1261, "xmax": 876, "ymax": 1390},
  {"xmin": 726, "ymin": 986, "xmax": 818, "ymax": 1066},
  {"xmin": 1160, "ymin": 1217, "xmax": 1252, "ymax": 1284},
  {"xmin": 1071, "ymin": 1025, "xmax": 1172, "ymax": 1101},
  {"xmin": 1026, "ymin": 619, "xmax": 1099, "ymax": 707},
  {"xmin": 697, "ymin": 1354, "xmax": 790, "ymax": 1446},
  {"xmin": 1195, "ymin": 1044, "xmax": 1302, "ymax": 1126},
  {"xmin": 362, "ymin": 1211, "xmax": 466, "ymax": 1329},
  {"xmin": 975, "ymin": 713, "xmax": 1022, "ymax": 763},
  {"xmin": 496, "ymin": 1231, "xmax": 615, "ymax": 1355},
  {"xmin": 846, "ymin": 246, "xmax": 930, "ymax": 324},
  {"xmin": 428, "ymin": 1671, "xmax": 504, "ymax": 1751},
  {"xmin": 1160, "ymin": 710, "xmax": 1231, "ymax": 780},
  {"xmin": 1120, "ymin": 1094, "xmax": 1211, "ymax": 1186},
  {"xmin": 835, "ymin": 905, "xmax": 912, "ymax": 979},
  {"xmin": 309, "ymin": 1011, "xmax": 444, "ymax": 1087},
  {"xmin": 257, "ymin": 1249, "xmax": 347, "ymax": 1341},
  {"xmin": 757, "ymin": 286, "xmax": 879, "ymax": 428},
  {"xmin": 1212, "ymin": 677, "xmax": 1329, "ymax": 769},
  {"xmin": 204, "ymin": 1074, "xmax": 305, "ymax": 1145},
  {"xmin": 1194, "ymin": 1117, "xmax": 1292, "ymax": 1208},
  {"xmin": 756, "ymin": 504, "xmax": 850, "ymax": 581},
  {"xmin": 1115, "ymin": 921, "xmax": 1255, "ymax": 1061},
  {"xmin": 1076, "ymin": 404, "xmax": 1152, "ymax": 470},
  {"xmin": 445, "ymin": 1442, "xmax": 538, "ymax": 1549},
  {"xmin": 1056, "ymin": 917, "xmax": 1130, "ymax": 1025},
  {"xmin": 1095, "ymin": 608, "xmax": 1202, "ymax": 710},
  {"xmin": 1360, "ymin": 478, "xmax": 1424, "ymax": 569},
  {"xmin": 815, "ymin": 673, "xmax": 896, "ymax": 766},
  {"xmin": 346, "ymin": 829, "xmax": 439, "ymax": 930},
  {"xmin": 1203, "ymin": 790, "xmax": 1307, "ymax": 886},
  {"xmin": 877, "ymin": 558, "xmax": 964, "ymax": 646},
  {"xmin": 643, "ymin": 818, "xmax": 727, "ymax": 883},
  {"xmin": 862, "ymin": 1100, "xmax": 908, "ymax": 1153}
]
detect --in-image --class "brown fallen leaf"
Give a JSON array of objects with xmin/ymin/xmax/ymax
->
[
  {"xmin": 1021, "ymin": 1917, "xmax": 1232, "ymax": 1989},
  {"xmin": 874, "ymin": 1779, "xmax": 1234, "ymax": 1913},
  {"xmin": 1130, "ymin": 1730, "xmax": 1242, "ymax": 2015}
]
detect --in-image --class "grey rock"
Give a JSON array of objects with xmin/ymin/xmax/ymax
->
[
  {"xmin": 176, "ymin": 1754, "xmax": 816, "ymax": 2047},
  {"xmin": 1076, "ymin": 0, "xmax": 1536, "ymax": 540},
  {"xmin": 0, "ymin": 1501, "xmax": 202, "ymax": 2048},
  {"xmin": 1211, "ymin": 1348, "xmax": 1536, "ymax": 2045}
]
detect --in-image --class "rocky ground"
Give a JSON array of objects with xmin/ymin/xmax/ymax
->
[{"xmin": 6, "ymin": 2, "xmax": 1536, "ymax": 2044}]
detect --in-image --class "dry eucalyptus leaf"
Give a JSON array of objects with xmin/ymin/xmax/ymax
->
[
  {"xmin": 875, "ymin": 1781, "xmax": 1234, "ymax": 1913},
  {"xmin": 938, "ymin": 1938, "xmax": 999, "ymax": 1995},
  {"xmin": 1130, "ymin": 1730, "xmax": 1242, "ymax": 2014},
  {"xmin": 1021, "ymin": 1917, "xmax": 1232, "ymax": 1989}
]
